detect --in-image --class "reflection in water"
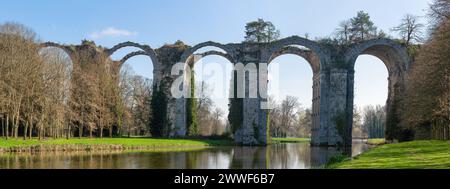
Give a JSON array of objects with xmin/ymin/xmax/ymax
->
[{"xmin": 0, "ymin": 142, "xmax": 369, "ymax": 169}]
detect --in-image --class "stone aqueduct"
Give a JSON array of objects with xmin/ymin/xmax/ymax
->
[{"xmin": 40, "ymin": 36, "xmax": 411, "ymax": 147}]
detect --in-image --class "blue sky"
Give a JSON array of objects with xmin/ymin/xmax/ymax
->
[{"xmin": 0, "ymin": 0, "xmax": 431, "ymax": 114}]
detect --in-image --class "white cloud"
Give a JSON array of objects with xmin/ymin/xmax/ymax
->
[{"xmin": 89, "ymin": 27, "xmax": 137, "ymax": 39}]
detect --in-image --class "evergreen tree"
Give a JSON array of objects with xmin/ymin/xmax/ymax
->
[
  {"xmin": 245, "ymin": 18, "xmax": 280, "ymax": 43},
  {"xmin": 350, "ymin": 11, "xmax": 378, "ymax": 42}
]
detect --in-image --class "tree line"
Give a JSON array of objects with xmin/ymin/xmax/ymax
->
[
  {"xmin": 0, "ymin": 23, "xmax": 73, "ymax": 139},
  {"xmin": 268, "ymin": 96, "xmax": 312, "ymax": 138},
  {"xmin": 353, "ymin": 105, "xmax": 386, "ymax": 139},
  {"xmin": 401, "ymin": 0, "xmax": 449, "ymax": 140},
  {"xmin": 0, "ymin": 22, "xmax": 159, "ymax": 139}
]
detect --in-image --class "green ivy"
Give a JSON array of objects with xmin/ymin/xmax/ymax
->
[
  {"xmin": 228, "ymin": 71, "xmax": 243, "ymax": 134},
  {"xmin": 186, "ymin": 70, "xmax": 198, "ymax": 136},
  {"xmin": 253, "ymin": 120, "xmax": 260, "ymax": 143},
  {"xmin": 333, "ymin": 111, "xmax": 348, "ymax": 146},
  {"xmin": 266, "ymin": 110, "xmax": 271, "ymax": 142},
  {"xmin": 149, "ymin": 82, "xmax": 169, "ymax": 137}
]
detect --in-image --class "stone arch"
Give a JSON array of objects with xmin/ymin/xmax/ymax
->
[
  {"xmin": 191, "ymin": 50, "xmax": 234, "ymax": 65},
  {"xmin": 345, "ymin": 38, "xmax": 410, "ymax": 73},
  {"xmin": 264, "ymin": 36, "xmax": 331, "ymax": 71},
  {"xmin": 119, "ymin": 50, "xmax": 148, "ymax": 66},
  {"xmin": 106, "ymin": 41, "xmax": 159, "ymax": 70},
  {"xmin": 39, "ymin": 42, "xmax": 76, "ymax": 61},
  {"xmin": 345, "ymin": 38, "xmax": 411, "ymax": 141},
  {"xmin": 267, "ymin": 46, "xmax": 320, "ymax": 74},
  {"xmin": 180, "ymin": 41, "xmax": 236, "ymax": 66},
  {"xmin": 263, "ymin": 36, "xmax": 330, "ymax": 146}
]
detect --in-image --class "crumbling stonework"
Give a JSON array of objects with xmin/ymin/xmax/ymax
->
[{"xmin": 40, "ymin": 36, "xmax": 411, "ymax": 147}]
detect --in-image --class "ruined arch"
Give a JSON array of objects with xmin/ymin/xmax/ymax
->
[
  {"xmin": 180, "ymin": 41, "xmax": 236, "ymax": 65},
  {"xmin": 38, "ymin": 42, "xmax": 75, "ymax": 78},
  {"xmin": 106, "ymin": 41, "xmax": 159, "ymax": 70},
  {"xmin": 262, "ymin": 36, "xmax": 331, "ymax": 145},
  {"xmin": 40, "ymin": 42, "xmax": 76, "ymax": 61},
  {"xmin": 191, "ymin": 50, "xmax": 234, "ymax": 65},
  {"xmin": 267, "ymin": 46, "xmax": 320, "ymax": 74},
  {"xmin": 265, "ymin": 36, "xmax": 330, "ymax": 71},
  {"xmin": 345, "ymin": 38, "xmax": 411, "ymax": 141},
  {"xmin": 119, "ymin": 50, "xmax": 148, "ymax": 66},
  {"xmin": 345, "ymin": 38, "xmax": 410, "ymax": 73}
]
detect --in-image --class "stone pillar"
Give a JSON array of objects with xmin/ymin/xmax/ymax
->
[
  {"xmin": 311, "ymin": 72, "xmax": 326, "ymax": 145},
  {"xmin": 385, "ymin": 71, "xmax": 406, "ymax": 141},
  {"xmin": 173, "ymin": 98, "xmax": 187, "ymax": 137},
  {"xmin": 345, "ymin": 70, "xmax": 355, "ymax": 146},
  {"xmin": 168, "ymin": 66, "xmax": 187, "ymax": 137},
  {"xmin": 322, "ymin": 68, "xmax": 352, "ymax": 146},
  {"xmin": 235, "ymin": 62, "xmax": 267, "ymax": 145}
]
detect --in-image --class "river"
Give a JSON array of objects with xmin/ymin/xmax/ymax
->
[{"xmin": 0, "ymin": 141, "xmax": 369, "ymax": 169}]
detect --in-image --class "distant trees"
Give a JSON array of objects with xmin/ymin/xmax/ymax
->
[
  {"xmin": 362, "ymin": 105, "xmax": 386, "ymax": 139},
  {"xmin": 296, "ymin": 108, "xmax": 312, "ymax": 138},
  {"xmin": 195, "ymin": 82, "xmax": 228, "ymax": 137},
  {"xmin": 268, "ymin": 96, "xmax": 311, "ymax": 138},
  {"xmin": 244, "ymin": 18, "xmax": 280, "ymax": 43},
  {"xmin": 352, "ymin": 105, "xmax": 386, "ymax": 139},
  {"xmin": 119, "ymin": 66, "xmax": 152, "ymax": 137},
  {"xmin": 352, "ymin": 106, "xmax": 366, "ymax": 139}
]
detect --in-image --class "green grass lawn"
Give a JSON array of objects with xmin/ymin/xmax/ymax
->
[
  {"xmin": 366, "ymin": 138, "xmax": 386, "ymax": 145},
  {"xmin": 0, "ymin": 138, "xmax": 234, "ymax": 152},
  {"xmin": 333, "ymin": 140, "xmax": 450, "ymax": 169},
  {"xmin": 271, "ymin": 138, "xmax": 310, "ymax": 143}
]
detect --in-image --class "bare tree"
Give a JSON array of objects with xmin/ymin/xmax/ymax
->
[
  {"xmin": 391, "ymin": 14, "xmax": 425, "ymax": 46},
  {"xmin": 428, "ymin": 0, "xmax": 450, "ymax": 30},
  {"xmin": 334, "ymin": 20, "xmax": 352, "ymax": 44}
]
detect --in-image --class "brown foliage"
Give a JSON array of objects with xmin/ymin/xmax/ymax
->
[{"xmin": 402, "ymin": 18, "xmax": 450, "ymax": 139}]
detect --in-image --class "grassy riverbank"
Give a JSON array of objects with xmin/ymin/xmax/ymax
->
[
  {"xmin": 0, "ymin": 138, "xmax": 234, "ymax": 153},
  {"xmin": 271, "ymin": 138, "xmax": 310, "ymax": 143},
  {"xmin": 332, "ymin": 140, "xmax": 450, "ymax": 169}
]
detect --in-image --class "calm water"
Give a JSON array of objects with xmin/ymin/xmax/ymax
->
[{"xmin": 0, "ymin": 141, "xmax": 369, "ymax": 169}]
